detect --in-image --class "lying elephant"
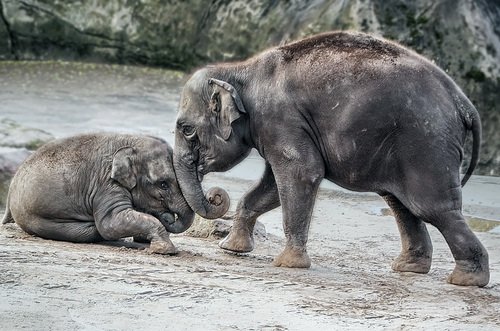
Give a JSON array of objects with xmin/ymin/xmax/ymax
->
[
  {"xmin": 2, "ymin": 133, "xmax": 194, "ymax": 254},
  {"xmin": 173, "ymin": 31, "xmax": 489, "ymax": 286}
]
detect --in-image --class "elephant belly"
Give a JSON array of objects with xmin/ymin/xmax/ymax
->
[
  {"xmin": 319, "ymin": 124, "xmax": 402, "ymax": 193},
  {"xmin": 323, "ymin": 155, "xmax": 394, "ymax": 193}
]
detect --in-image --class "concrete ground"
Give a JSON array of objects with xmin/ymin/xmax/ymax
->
[{"xmin": 1, "ymin": 173, "xmax": 499, "ymax": 330}]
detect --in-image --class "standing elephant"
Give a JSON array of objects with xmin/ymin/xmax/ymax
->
[
  {"xmin": 2, "ymin": 133, "xmax": 194, "ymax": 254},
  {"xmin": 173, "ymin": 31, "xmax": 489, "ymax": 286}
]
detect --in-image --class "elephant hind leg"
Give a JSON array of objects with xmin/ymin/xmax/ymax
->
[
  {"xmin": 17, "ymin": 216, "xmax": 103, "ymax": 243},
  {"xmin": 397, "ymin": 179, "xmax": 489, "ymax": 286},
  {"xmin": 382, "ymin": 194, "xmax": 433, "ymax": 274},
  {"xmin": 427, "ymin": 209, "xmax": 489, "ymax": 287}
]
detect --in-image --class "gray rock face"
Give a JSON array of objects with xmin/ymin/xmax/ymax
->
[
  {"xmin": 0, "ymin": 0, "xmax": 498, "ymax": 175},
  {"xmin": 0, "ymin": 1, "xmax": 10, "ymax": 59},
  {"xmin": 1, "ymin": 1, "xmax": 498, "ymax": 72}
]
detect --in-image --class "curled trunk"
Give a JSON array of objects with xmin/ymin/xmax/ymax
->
[
  {"xmin": 173, "ymin": 148, "xmax": 229, "ymax": 220},
  {"xmin": 159, "ymin": 207, "xmax": 195, "ymax": 234}
]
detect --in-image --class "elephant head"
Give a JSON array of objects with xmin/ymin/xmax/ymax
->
[
  {"xmin": 173, "ymin": 69, "xmax": 252, "ymax": 219},
  {"xmin": 111, "ymin": 137, "xmax": 195, "ymax": 233}
]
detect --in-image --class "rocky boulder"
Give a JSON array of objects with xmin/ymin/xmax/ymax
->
[
  {"xmin": 185, "ymin": 214, "xmax": 266, "ymax": 240},
  {"xmin": 0, "ymin": 118, "xmax": 54, "ymax": 206},
  {"xmin": 0, "ymin": 118, "xmax": 54, "ymax": 149},
  {"xmin": 0, "ymin": 147, "xmax": 30, "ymax": 205}
]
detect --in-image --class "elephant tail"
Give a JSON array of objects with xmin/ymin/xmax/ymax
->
[
  {"xmin": 460, "ymin": 105, "xmax": 481, "ymax": 187},
  {"xmin": 1, "ymin": 192, "xmax": 14, "ymax": 224}
]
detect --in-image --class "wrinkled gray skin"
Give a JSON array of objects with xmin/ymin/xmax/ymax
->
[
  {"xmin": 173, "ymin": 31, "xmax": 489, "ymax": 286},
  {"xmin": 2, "ymin": 133, "xmax": 194, "ymax": 254}
]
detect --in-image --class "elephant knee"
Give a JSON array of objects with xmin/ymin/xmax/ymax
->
[{"xmin": 298, "ymin": 171, "xmax": 323, "ymax": 195}]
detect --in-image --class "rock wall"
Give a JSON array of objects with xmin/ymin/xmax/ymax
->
[
  {"xmin": 0, "ymin": 0, "xmax": 11, "ymax": 59},
  {"xmin": 0, "ymin": 0, "xmax": 499, "ymax": 175}
]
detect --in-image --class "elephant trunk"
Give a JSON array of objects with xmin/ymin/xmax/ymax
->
[{"xmin": 173, "ymin": 147, "xmax": 229, "ymax": 220}]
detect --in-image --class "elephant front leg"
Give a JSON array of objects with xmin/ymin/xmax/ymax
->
[
  {"xmin": 96, "ymin": 208, "xmax": 178, "ymax": 255},
  {"xmin": 219, "ymin": 162, "xmax": 280, "ymax": 253},
  {"xmin": 272, "ymin": 158, "xmax": 324, "ymax": 269}
]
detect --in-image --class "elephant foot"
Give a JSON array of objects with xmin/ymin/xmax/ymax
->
[
  {"xmin": 392, "ymin": 253, "xmax": 431, "ymax": 274},
  {"xmin": 147, "ymin": 240, "xmax": 178, "ymax": 255},
  {"xmin": 447, "ymin": 260, "xmax": 489, "ymax": 287},
  {"xmin": 273, "ymin": 246, "xmax": 311, "ymax": 268},
  {"xmin": 219, "ymin": 228, "xmax": 254, "ymax": 253}
]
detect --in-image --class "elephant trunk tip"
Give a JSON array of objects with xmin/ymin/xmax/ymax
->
[
  {"xmin": 206, "ymin": 187, "xmax": 228, "ymax": 207},
  {"xmin": 202, "ymin": 186, "xmax": 230, "ymax": 219},
  {"xmin": 162, "ymin": 211, "xmax": 195, "ymax": 234}
]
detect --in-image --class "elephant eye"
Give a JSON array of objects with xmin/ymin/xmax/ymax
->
[
  {"xmin": 182, "ymin": 125, "xmax": 196, "ymax": 137},
  {"xmin": 159, "ymin": 181, "xmax": 169, "ymax": 190}
]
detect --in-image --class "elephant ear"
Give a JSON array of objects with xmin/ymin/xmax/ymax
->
[
  {"xmin": 111, "ymin": 146, "xmax": 137, "ymax": 190},
  {"xmin": 208, "ymin": 78, "xmax": 247, "ymax": 140}
]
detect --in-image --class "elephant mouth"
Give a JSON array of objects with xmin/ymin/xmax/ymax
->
[{"xmin": 196, "ymin": 155, "xmax": 217, "ymax": 181}]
